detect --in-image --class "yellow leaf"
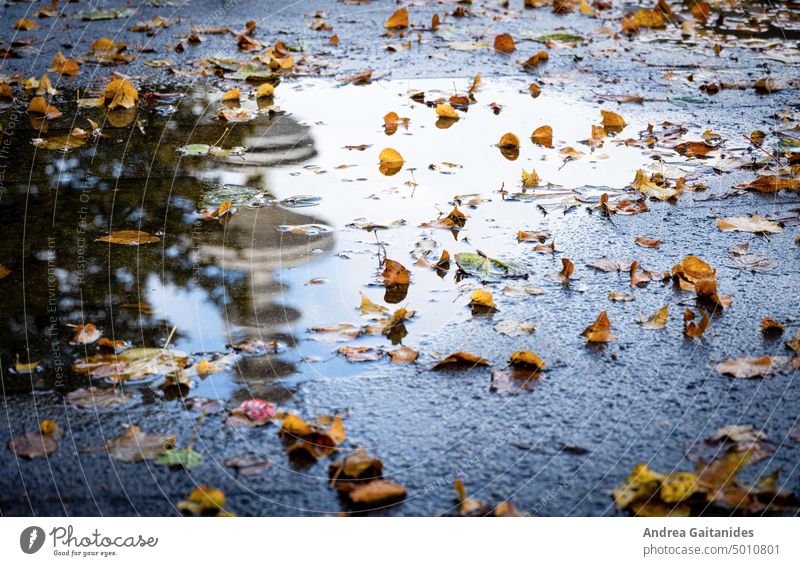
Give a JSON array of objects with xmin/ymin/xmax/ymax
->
[
  {"xmin": 435, "ymin": 103, "xmax": 459, "ymax": 119},
  {"xmin": 508, "ymin": 350, "xmax": 547, "ymax": 371},
  {"xmin": 531, "ymin": 125, "xmax": 552, "ymax": 147}
]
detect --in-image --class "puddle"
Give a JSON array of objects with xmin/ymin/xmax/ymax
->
[{"xmin": 0, "ymin": 76, "xmax": 661, "ymax": 404}]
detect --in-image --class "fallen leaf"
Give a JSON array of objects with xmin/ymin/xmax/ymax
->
[
  {"xmin": 634, "ymin": 236, "xmax": 661, "ymax": 249},
  {"xmin": 66, "ymin": 387, "xmax": 131, "ymax": 409},
  {"xmin": 378, "ymin": 147, "xmax": 404, "ymax": 175},
  {"xmin": 715, "ymin": 356, "xmax": 787, "ymax": 379},
  {"xmin": 27, "ymin": 96, "xmax": 62, "ymax": 119},
  {"xmin": 494, "ymin": 319, "xmax": 536, "ymax": 337},
  {"xmin": 432, "ymin": 352, "xmax": 490, "ymax": 370},
  {"xmin": 761, "ymin": 317, "xmax": 784, "ymax": 335},
  {"xmin": 225, "ymin": 454, "xmax": 272, "ymax": 476},
  {"xmin": 683, "ymin": 308, "xmax": 710, "ymax": 338},
  {"xmin": 497, "ymin": 132, "xmax": 520, "ymax": 149},
  {"xmin": 637, "ymin": 305, "xmax": 668, "ymax": 329},
  {"xmin": 522, "ymin": 51, "xmax": 549, "ymax": 69},
  {"xmin": 739, "ymin": 176, "xmax": 800, "ymax": 193},
  {"xmin": 221, "ymin": 88, "xmax": 241, "ymax": 101},
  {"xmin": 469, "ymin": 289, "xmax": 496, "ymax": 313},
  {"xmin": 531, "ymin": 125, "xmax": 553, "ymax": 147},
  {"xmin": 385, "ymin": 7, "xmax": 409, "ymax": 29},
  {"xmin": 68, "ymin": 323, "xmax": 101, "ymax": 345},
  {"xmin": 601, "ymin": 109, "xmax": 626, "ymax": 129},
  {"xmin": 7, "ymin": 420, "xmax": 61, "ymax": 459},
  {"xmin": 435, "ymin": 103, "xmax": 459, "ymax": 119},
  {"xmin": 581, "ymin": 311, "xmax": 617, "ymax": 343},
  {"xmin": 103, "ymin": 79, "xmax": 138, "ymax": 110},
  {"xmin": 346, "ymin": 479, "xmax": 406, "ymax": 505},
  {"xmin": 177, "ymin": 485, "xmax": 229, "ymax": 516},
  {"xmin": 156, "ymin": 447, "xmax": 203, "ymax": 470},
  {"xmin": 338, "ymin": 345, "xmax": 383, "ymax": 362},
  {"xmin": 382, "ymin": 259, "xmax": 410, "ymax": 285},
  {"xmin": 509, "ymin": 350, "xmax": 547, "ymax": 371},
  {"xmin": 674, "ymin": 141, "xmax": 716, "ymax": 158},
  {"xmin": 716, "ymin": 216, "xmax": 782, "ymax": 235},
  {"xmin": 95, "ymin": 230, "xmax": 160, "ymax": 245},
  {"xmin": 105, "ymin": 425, "xmax": 173, "ymax": 462},
  {"xmin": 493, "ymin": 34, "xmax": 515, "ymax": 53},
  {"xmin": 388, "ymin": 347, "xmax": 418, "ymax": 363}
]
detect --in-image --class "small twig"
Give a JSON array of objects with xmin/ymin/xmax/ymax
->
[{"xmin": 742, "ymin": 133, "xmax": 782, "ymax": 168}]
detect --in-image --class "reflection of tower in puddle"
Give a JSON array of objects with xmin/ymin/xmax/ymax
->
[{"xmin": 195, "ymin": 115, "xmax": 333, "ymax": 401}]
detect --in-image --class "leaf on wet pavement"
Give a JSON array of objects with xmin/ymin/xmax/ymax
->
[
  {"xmin": 636, "ymin": 305, "xmax": 668, "ymax": 329},
  {"xmin": 105, "ymin": 425, "xmax": 173, "ymax": 462},
  {"xmin": 8, "ymin": 420, "xmax": 62, "ymax": 459}
]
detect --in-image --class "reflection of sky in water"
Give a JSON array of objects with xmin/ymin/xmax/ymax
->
[{"xmin": 185, "ymin": 77, "xmax": 653, "ymax": 385}]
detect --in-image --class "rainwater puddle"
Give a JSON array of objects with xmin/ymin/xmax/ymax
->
[{"xmin": 0, "ymin": 76, "xmax": 663, "ymax": 405}]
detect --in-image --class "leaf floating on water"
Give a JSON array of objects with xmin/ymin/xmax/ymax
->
[
  {"xmin": 384, "ymin": 7, "xmax": 409, "ymax": 29},
  {"xmin": 280, "ymin": 195, "xmax": 321, "ymax": 208},
  {"xmin": 277, "ymin": 224, "xmax": 332, "ymax": 236},
  {"xmin": 530, "ymin": 125, "xmax": 553, "ymax": 147},
  {"xmin": 280, "ymin": 414, "xmax": 346, "ymax": 460},
  {"xmin": 636, "ymin": 305, "xmax": 669, "ymax": 329},
  {"xmin": 388, "ymin": 347, "xmax": 418, "ymax": 363},
  {"xmin": 455, "ymin": 252, "xmax": 525, "ymax": 280},
  {"xmin": 8, "ymin": 420, "xmax": 62, "ymax": 459},
  {"xmin": 68, "ymin": 323, "xmax": 101, "ymax": 345},
  {"xmin": 95, "ymin": 230, "xmax": 160, "ymax": 245},
  {"xmin": 494, "ymin": 319, "xmax": 536, "ymax": 337},
  {"xmin": 382, "ymin": 259, "xmax": 410, "ymax": 285}
]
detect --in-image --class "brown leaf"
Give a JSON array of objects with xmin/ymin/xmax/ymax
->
[
  {"xmin": 382, "ymin": 258, "xmax": 410, "ymax": 285},
  {"xmin": 103, "ymin": 79, "xmax": 138, "ymax": 110},
  {"xmin": 105, "ymin": 425, "xmax": 173, "ymax": 462},
  {"xmin": 95, "ymin": 230, "xmax": 160, "ymax": 245},
  {"xmin": 347, "ymin": 479, "xmax": 406, "ymax": 505},
  {"xmin": 338, "ymin": 345, "xmax": 383, "ymax": 362},
  {"xmin": 674, "ymin": 141, "xmax": 716, "ymax": 158},
  {"xmin": 493, "ymin": 33, "xmax": 515, "ymax": 53},
  {"xmin": 497, "ymin": 132, "xmax": 520, "ymax": 149},
  {"xmin": 522, "ymin": 50, "xmax": 549, "ymax": 69},
  {"xmin": 432, "ymin": 352, "xmax": 491, "ymax": 370},
  {"xmin": 581, "ymin": 311, "xmax": 617, "ymax": 343}
]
